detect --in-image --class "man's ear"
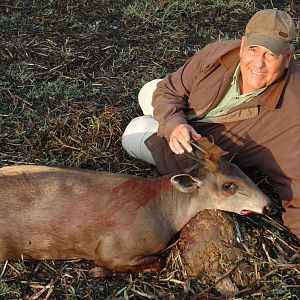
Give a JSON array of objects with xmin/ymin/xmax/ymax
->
[
  {"xmin": 170, "ymin": 174, "xmax": 202, "ymax": 193},
  {"xmin": 240, "ymin": 36, "xmax": 247, "ymax": 57},
  {"xmin": 285, "ymin": 46, "xmax": 295, "ymax": 69}
]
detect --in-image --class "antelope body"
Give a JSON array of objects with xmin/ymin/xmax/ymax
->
[{"xmin": 0, "ymin": 156, "xmax": 270, "ymax": 276}]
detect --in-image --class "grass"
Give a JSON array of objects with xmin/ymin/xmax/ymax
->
[{"xmin": 0, "ymin": 0, "xmax": 300, "ymax": 299}]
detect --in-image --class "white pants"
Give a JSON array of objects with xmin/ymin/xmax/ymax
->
[{"xmin": 122, "ymin": 79, "xmax": 161, "ymax": 164}]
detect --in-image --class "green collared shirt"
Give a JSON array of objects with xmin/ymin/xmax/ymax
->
[{"xmin": 205, "ymin": 64, "xmax": 267, "ymax": 118}]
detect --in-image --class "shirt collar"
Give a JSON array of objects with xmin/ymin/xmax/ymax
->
[{"xmin": 232, "ymin": 63, "xmax": 240, "ymax": 85}]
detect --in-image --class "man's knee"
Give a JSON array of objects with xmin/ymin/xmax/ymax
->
[
  {"xmin": 138, "ymin": 79, "xmax": 162, "ymax": 116},
  {"xmin": 122, "ymin": 116, "xmax": 158, "ymax": 164}
]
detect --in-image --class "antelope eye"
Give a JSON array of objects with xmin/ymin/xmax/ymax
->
[{"xmin": 222, "ymin": 183, "xmax": 237, "ymax": 194}]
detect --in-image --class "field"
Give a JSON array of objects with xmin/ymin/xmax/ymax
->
[{"xmin": 0, "ymin": 0, "xmax": 300, "ymax": 299}]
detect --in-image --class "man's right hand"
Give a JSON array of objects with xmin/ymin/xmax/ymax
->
[{"xmin": 169, "ymin": 124, "xmax": 202, "ymax": 155}]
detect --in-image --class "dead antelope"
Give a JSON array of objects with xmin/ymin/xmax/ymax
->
[{"xmin": 0, "ymin": 147, "xmax": 271, "ymax": 276}]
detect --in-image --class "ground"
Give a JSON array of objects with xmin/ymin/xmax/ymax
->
[{"xmin": 0, "ymin": 0, "xmax": 300, "ymax": 299}]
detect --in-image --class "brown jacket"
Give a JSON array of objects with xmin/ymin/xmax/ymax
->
[{"xmin": 146, "ymin": 40, "xmax": 300, "ymax": 238}]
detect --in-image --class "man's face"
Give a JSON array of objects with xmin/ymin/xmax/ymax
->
[{"xmin": 239, "ymin": 37, "xmax": 294, "ymax": 94}]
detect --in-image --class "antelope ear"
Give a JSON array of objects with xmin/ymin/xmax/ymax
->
[{"xmin": 171, "ymin": 174, "xmax": 202, "ymax": 193}]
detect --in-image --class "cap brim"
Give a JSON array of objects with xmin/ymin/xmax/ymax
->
[{"xmin": 246, "ymin": 34, "xmax": 287, "ymax": 56}]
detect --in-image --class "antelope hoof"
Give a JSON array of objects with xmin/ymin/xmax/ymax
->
[{"xmin": 89, "ymin": 266, "xmax": 113, "ymax": 278}]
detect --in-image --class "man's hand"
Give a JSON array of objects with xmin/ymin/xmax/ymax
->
[{"xmin": 169, "ymin": 124, "xmax": 201, "ymax": 154}]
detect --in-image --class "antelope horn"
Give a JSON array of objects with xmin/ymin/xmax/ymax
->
[{"xmin": 189, "ymin": 141, "xmax": 208, "ymax": 155}]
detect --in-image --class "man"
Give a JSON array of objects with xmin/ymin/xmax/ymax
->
[{"xmin": 122, "ymin": 9, "xmax": 300, "ymax": 240}]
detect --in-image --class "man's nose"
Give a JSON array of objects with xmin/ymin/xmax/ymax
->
[{"xmin": 253, "ymin": 55, "xmax": 266, "ymax": 69}]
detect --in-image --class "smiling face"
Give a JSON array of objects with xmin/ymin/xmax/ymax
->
[{"xmin": 239, "ymin": 36, "xmax": 294, "ymax": 94}]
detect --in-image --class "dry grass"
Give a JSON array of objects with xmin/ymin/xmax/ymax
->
[{"xmin": 0, "ymin": 0, "xmax": 299, "ymax": 299}]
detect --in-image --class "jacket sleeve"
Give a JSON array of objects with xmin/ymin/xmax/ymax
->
[
  {"xmin": 273, "ymin": 132, "xmax": 300, "ymax": 240},
  {"xmin": 152, "ymin": 43, "xmax": 216, "ymax": 140},
  {"xmin": 257, "ymin": 63, "xmax": 300, "ymax": 240}
]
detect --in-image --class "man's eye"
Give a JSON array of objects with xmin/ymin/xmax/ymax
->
[{"xmin": 266, "ymin": 52, "xmax": 277, "ymax": 59}]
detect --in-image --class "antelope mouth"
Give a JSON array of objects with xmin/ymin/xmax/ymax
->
[{"xmin": 240, "ymin": 209, "xmax": 254, "ymax": 215}]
